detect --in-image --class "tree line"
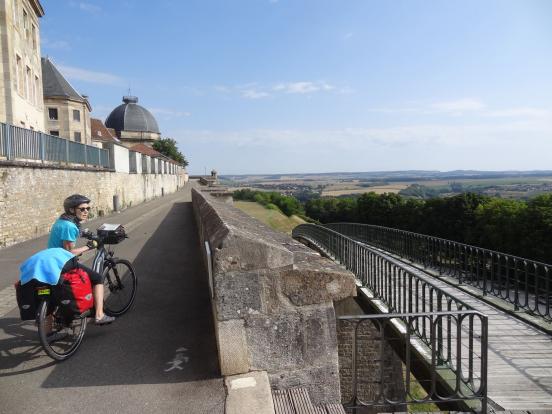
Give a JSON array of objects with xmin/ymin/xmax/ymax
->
[
  {"xmin": 234, "ymin": 188, "xmax": 552, "ymax": 263},
  {"xmin": 233, "ymin": 189, "xmax": 305, "ymax": 217},
  {"xmin": 305, "ymin": 192, "xmax": 552, "ymax": 264}
]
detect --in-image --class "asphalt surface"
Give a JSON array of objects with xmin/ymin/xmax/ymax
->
[{"xmin": 0, "ymin": 184, "xmax": 225, "ymax": 414}]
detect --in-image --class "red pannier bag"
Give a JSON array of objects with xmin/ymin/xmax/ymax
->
[{"xmin": 59, "ymin": 268, "xmax": 94, "ymax": 315}]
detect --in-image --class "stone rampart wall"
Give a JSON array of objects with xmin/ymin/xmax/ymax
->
[
  {"xmin": 0, "ymin": 164, "xmax": 187, "ymax": 247},
  {"xmin": 192, "ymin": 188, "xmax": 357, "ymax": 405}
]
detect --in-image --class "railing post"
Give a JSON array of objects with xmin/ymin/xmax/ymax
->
[
  {"xmin": 39, "ymin": 132, "xmax": 45, "ymax": 162},
  {"xmin": 65, "ymin": 138, "xmax": 69, "ymax": 164},
  {"xmin": 5, "ymin": 124, "xmax": 13, "ymax": 160},
  {"xmin": 84, "ymin": 144, "xmax": 88, "ymax": 167}
]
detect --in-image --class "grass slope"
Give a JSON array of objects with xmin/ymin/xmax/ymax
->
[{"xmin": 234, "ymin": 201, "xmax": 305, "ymax": 234}]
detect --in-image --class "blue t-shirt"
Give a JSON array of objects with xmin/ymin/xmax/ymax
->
[
  {"xmin": 20, "ymin": 248, "xmax": 75, "ymax": 285},
  {"xmin": 47, "ymin": 218, "xmax": 79, "ymax": 249}
]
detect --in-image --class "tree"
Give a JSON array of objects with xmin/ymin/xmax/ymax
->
[{"xmin": 153, "ymin": 138, "xmax": 189, "ymax": 167}]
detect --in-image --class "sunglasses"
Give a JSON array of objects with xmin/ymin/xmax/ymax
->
[{"xmin": 77, "ymin": 207, "xmax": 91, "ymax": 212}]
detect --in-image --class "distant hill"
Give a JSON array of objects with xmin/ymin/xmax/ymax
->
[{"xmin": 222, "ymin": 170, "xmax": 552, "ymax": 183}]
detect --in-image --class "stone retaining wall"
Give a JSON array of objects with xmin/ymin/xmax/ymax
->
[
  {"xmin": 192, "ymin": 188, "xmax": 357, "ymax": 405},
  {"xmin": 0, "ymin": 164, "xmax": 187, "ymax": 247}
]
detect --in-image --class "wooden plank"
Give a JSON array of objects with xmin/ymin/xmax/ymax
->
[{"xmin": 272, "ymin": 389, "xmax": 295, "ymax": 414}]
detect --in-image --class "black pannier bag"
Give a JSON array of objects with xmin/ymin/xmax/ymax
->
[
  {"xmin": 97, "ymin": 223, "xmax": 126, "ymax": 244},
  {"xmin": 14, "ymin": 280, "xmax": 53, "ymax": 320}
]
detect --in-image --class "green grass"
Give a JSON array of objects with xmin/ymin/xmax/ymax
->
[
  {"xmin": 403, "ymin": 365, "xmax": 440, "ymax": 412},
  {"xmin": 234, "ymin": 201, "xmax": 306, "ymax": 234}
]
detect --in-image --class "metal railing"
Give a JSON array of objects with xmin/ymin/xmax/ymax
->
[
  {"xmin": 324, "ymin": 223, "xmax": 552, "ymax": 321},
  {"xmin": 339, "ymin": 312, "xmax": 487, "ymax": 412},
  {"xmin": 0, "ymin": 122, "xmax": 110, "ymax": 169},
  {"xmin": 292, "ymin": 224, "xmax": 488, "ymax": 412}
]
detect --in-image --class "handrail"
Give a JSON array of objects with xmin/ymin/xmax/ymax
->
[
  {"xmin": 339, "ymin": 311, "xmax": 487, "ymax": 412},
  {"xmin": 0, "ymin": 121, "xmax": 111, "ymax": 169},
  {"xmin": 323, "ymin": 222, "xmax": 552, "ymax": 321},
  {"xmin": 292, "ymin": 223, "xmax": 488, "ymax": 412}
]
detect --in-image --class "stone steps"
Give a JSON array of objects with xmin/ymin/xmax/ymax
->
[{"xmin": 272, "ymin": 388, "xmax": 346, "ymax": 414}]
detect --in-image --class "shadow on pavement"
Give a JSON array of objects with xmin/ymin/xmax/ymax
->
[
  {"xmin": 0, "ymin": 316, "xmax": 57, "ymax": 375},
  {"xmin": 35, "ymin": 201, "xmax": 220, "ymax": 387}
]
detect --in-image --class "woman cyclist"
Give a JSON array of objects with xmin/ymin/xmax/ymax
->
[{"xmin": 48, "ymin": 194, "xmax": 115, "ymax": 325}]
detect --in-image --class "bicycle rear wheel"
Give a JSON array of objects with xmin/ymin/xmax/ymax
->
[
  {"xmin": 103, "ymin": 259, "xmax": 137, "ymax": 316},
  {"xmin": 37, "ymin": 301, "xmax": 87, "ymax": 361}
]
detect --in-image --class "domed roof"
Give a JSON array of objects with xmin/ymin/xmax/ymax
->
[{"xmin": 105, "ymin": 96, "xmax": 160, "ymax": 134}]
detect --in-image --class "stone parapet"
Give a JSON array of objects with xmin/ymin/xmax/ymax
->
[{"xmin": 192, "ymin": 188, "xmax": 357, "ymax": 405}]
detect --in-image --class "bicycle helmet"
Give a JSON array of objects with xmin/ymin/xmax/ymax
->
[{"xmin": 63, "ymin": 194, "xmax": 91, "ymax": 214}]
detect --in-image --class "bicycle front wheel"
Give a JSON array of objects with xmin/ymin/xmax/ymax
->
[
  {"xmin": 37, "ymin": 301, "xmax": 87, "ymax": 361},
  {"xmin": 103, "ymin": 259, "xmax": 137, "ymax": 316}
]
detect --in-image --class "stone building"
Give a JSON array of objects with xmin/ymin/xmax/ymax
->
[
  {"xmin": 0, "ymin": 0, "xmax": 45, "ymax": 131},
  {"xmin": 105, "ymin": 96, "xmax": 161, "ymax": 148},
  {"xmin": 41, "ymin": 57, "xmax": 92, "ymax": 144}
]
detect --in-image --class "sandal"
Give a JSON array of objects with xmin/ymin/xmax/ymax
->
[{"xmin": 95, "ymin": 315, "xmax": 115, "ymax": 325}]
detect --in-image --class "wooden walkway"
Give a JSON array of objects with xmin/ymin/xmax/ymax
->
[
  {"xmin": 375, "ymin": 248, "xmax": 552, "ymax": 411},
  {"xmin": 272, "ymin": 388, "xmax": 346, "ymax": 414}
]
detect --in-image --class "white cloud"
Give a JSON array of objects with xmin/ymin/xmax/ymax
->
[
  {"xmin": 42, "ymin": 38, "xmax": 71, "ymax": 51},
  {"xmin": 273, "ymin": 81, "xmax": 334, "ymax": 94},
  {"xmin": 242, "ymin": 89, "xmax": 270, "ymax": 99},
  {"xmin": 215, "ymin": 81, "xmax": 344, "ymax": 99},
  {"xmin": 69, "ymin": 1, "xmax": 101, "ymax": 13},
  {"xmin": 344, "ymin": 32, "xmax": 353, "ymax": 40},
  {"xmin": 486, "ymin": 108, "xmax": 552, "ymax": 118},
  {"xmin": 367, "ymin": 100, "xmax": 552, "ymax": 121},
  {"xmin": 429, "ymin": 98, "xmax": 486, "ymax": 114},
  {"xmin": 57, "ymin": 64, "xmax": 125, "ymax": 86}
]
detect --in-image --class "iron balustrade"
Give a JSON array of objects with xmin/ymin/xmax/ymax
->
[
  {"xmin": 339, "ymin": 311, "xmax": 487, "ymax": 412},
  {"xmin": 0, "ymin": 121, "xmax": 110, "ymax": 169},
  {"xmin": 323, "ymin": 223, "xmax": 552, "ymax": 321},
  {"xmin": 292, "ymin": 224, "xmax": 488, "ymax": 412}
]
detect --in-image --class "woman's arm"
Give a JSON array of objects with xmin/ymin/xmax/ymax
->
[{"xmin": 63, "ymin": 240, "xmax": 90, "ymax": 256}]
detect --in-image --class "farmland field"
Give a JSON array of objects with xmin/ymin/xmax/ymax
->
[{"xmin": 223, "ymin": 171, "xmax": 552, "ymax": 200}]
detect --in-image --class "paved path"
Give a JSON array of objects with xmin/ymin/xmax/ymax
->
[
  {"xmin": 369, "ymin": 245, "xmax": 552, "ymax": 411},
  {"xmin": 0, "ymin": 184, "xmax": 225, "ymax": 414}
]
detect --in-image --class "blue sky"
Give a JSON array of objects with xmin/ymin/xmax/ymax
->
[{"xmin": 40, "ymin": 0, "xmax": 552, "ymax": 175}]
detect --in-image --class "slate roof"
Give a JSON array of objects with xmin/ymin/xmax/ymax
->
[
  {"xmin": 91, "ymin": 118, "xmax": 120, "ymax": 143},
  {"xmin": 105, "ymin": 96, "xmax": 160, "ymax": 134},
  {"xmin": 41, "ymin": 57, "xmax": 85, "ymax": 102}
]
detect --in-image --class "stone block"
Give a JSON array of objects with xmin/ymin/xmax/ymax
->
[
  {"xmin": 217, "ymin": 319, "xmax": 250, "ymax": 376},
  {"xmin": 215, "ymin": 270, "xmax": 263, "ymax": 321},
  {"xmin": 225, "ymin": 371, "xmax": 275, "ymax": 414}
]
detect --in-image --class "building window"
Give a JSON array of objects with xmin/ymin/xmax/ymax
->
[
  {"xmin": 48, "ymin": 108, "xmax": 58, "ymax": 120},
  {"xmin": 73, "ymin": 109, "xmax": 81, "ymax": 122},
  {"xmin": 74, "ymin": 132, "xmax": 82, "ymax": 142},
  {"xmin": 13, "ymin": 0, "xmax": 18, "ymax": 25},
  {"xmin": 25, "ymin": 66, "xmax": 30, "ymax": 99},
  {"xmin": 34, "ymin": 75, "xmax": 39, "ymax": 105},
  {"xmin": 32, "ymin": 24, "xmax": 37, "ymax": 50},
  {"xmin": 50, "ymin": 130, "xmax": 59, "ymax": 136},
  {"xmin": 23, "ymin": 9, "xmax": 28, "ymax": 39},
  {"xmin": 15, "ymin": 55, "xmax": 21, "ymax": 93}
]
